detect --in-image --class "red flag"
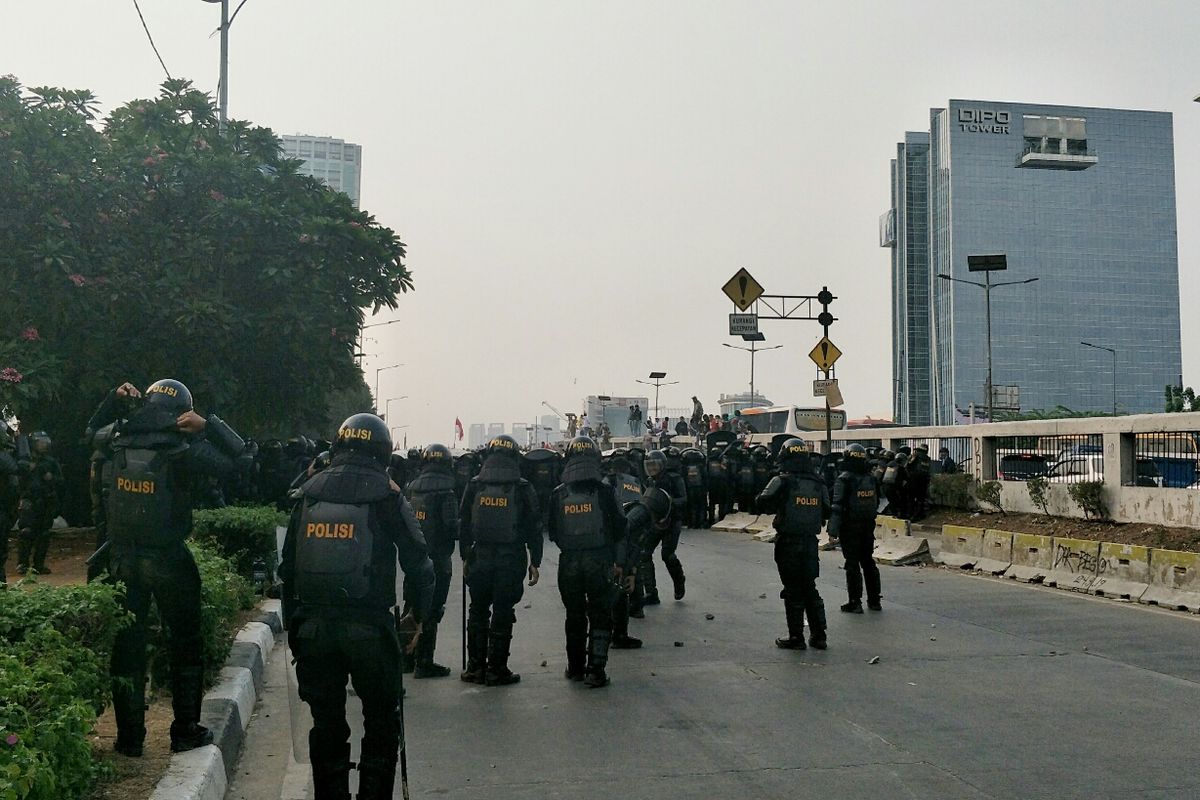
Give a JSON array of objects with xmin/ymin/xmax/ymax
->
[{"xmin": 454, "ymin": 417, "xmax": 464, "ymax": 441}]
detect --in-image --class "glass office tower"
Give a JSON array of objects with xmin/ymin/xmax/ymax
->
[{"xmin": 883, "ymin": 100, "xmax": 1181, "ymax": 423}]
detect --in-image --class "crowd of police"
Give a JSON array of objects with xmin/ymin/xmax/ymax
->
[{"xmin": 1, "ymin": 375, "xmax": 950, "ymax": 800}]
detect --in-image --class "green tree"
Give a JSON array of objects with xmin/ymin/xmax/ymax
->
[
  {"xmin": 1165, "ymin": 384, "xmax": 1196, "ymax": 413},
  {"xmin": 0, "ymin": 76, "xmax": 411, "ymax": 444}
]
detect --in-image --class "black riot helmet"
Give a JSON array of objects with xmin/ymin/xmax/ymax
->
[
  {"xmin": 643, "ymin": 449, "xmax": 666, "ymax": 479},
  {"xmin": 897, "ymin": 445, "xmax": 912, "ymax": 456},
  {"xmin": 880, "ymin": 449, "xmax": 895, "ymax": 462},
  {"xmin": 333, "ymin": 412, "xmax": 392, "ymax": 466},
  {"xmin": 29, "ymin": 431, "xmax": 52, "ymax": 455},
  {"xmin": 776, "ymin": 438, "xmax": 810, "ymax": 473},
  {"xmin": 422, "ymin": 443, "xmax": 453, "ymax": 471},
  {"xmin": 663, "ymin": 446, "xmax": 683, "ymax": 474},
  {"xmin": 144, "ymin": 378, "xmax": 193, "ymax": 416},
  {"xmin": 313, "ymin": 450, "xmax": 332, "ymax": 472},
  {"xmin": 844, "ymin": 443, "xmax": 870, "ymax": 473},
  {"xmin": 486, "ymin": 434, "xmax": 521, "ymax": 462},
  {"xmin": 562, "ymin": 436, "xmax": 602, "ymax": 483}
]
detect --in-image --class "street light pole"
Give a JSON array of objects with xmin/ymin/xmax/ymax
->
[
  {"xmin": 201, "ymin": 0, "xmax": 230, "ymax": 135},
  {"xmin": 937, "ymin": 272, "xmax": 1038, "ymax": 423},
  {"xmin": 373, "ymin": 363, "xmax": 404, "ymax": 406},
  {"xmin": 635, "ymin": 373, "xmax": 678, "ymax": 421},
  {"xmin": 384, "ymin": 396, "xmax": 409, "ymax": 423},
  {"xmin": 722, "ymin": 341, "xmax": 782, "ymax": 403},
  {"xmin": 1081, "ymin": 342, "xmax": 1117, "ymax": 416}
]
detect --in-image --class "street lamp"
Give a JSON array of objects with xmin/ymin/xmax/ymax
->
[
  {"xmin": 383, "ymin": 396, "xmax": 409, "ymax": 422},
  {"xmin": 374, "ymin": 363, "xmax": 404, "ymax": 404},
  {"xmin": 200, "ymin": 0, "xmax": 230, "ymax": 136},
  {"xmin": 635, "ymin": 371, "xmax": 678, "ymax": 421},
  {"xmin": 722, "ymin": 338, "xmax": 782, "ymax": 404},
  {"xmin": 390, "ymin": 425, "xmax": 410, "ymax": 451},
  {"xmin": 938, "ymin": 260, "xmax": 1038, "ymax": 423},
  {"xmin": 1081, "ymin": 342, "xmax": 1117, "ymax": 416}
]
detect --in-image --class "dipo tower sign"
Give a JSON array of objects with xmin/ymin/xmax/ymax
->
[{"xmin": 957, "ymin": 108, "xmax": 1010, "ymax": 134}]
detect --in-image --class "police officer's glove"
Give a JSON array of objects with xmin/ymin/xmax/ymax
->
[
  {"xmin": 396, "ymin": 611, "xmax": 422, "ymax": 655},
  {"xmin": 527, "ymin": 565, "xmax": 540, "ymax": 586},
  {"xmin": 624, "ymin": 574, "xmax": 636, "ymax": 594}
]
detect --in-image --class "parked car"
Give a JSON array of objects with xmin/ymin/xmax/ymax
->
[
  {"xmin": 1043, "ymin": 454, "xmax": 1163, "ymax": 487},
  {"xmin": 998, "ymin": 453, "xmax": 1049, "ymax": 481}
]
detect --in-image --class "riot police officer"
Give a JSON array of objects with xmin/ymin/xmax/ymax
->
[
  {"xmin": 548, "ymin": 436, "xmax": 627, "ymax": 687},
  {"xmin": 521, "ymin": 448, "xmax": 562, "ymax": 530},
  {"xmin": 830, "ymin": 443, "xmax": 882, "ymax": 613},
  {"xmin": 89, "ymin": 379, "xmax": 246, "ymax": 757},
  {"xmin": 638, "ymin": 450, "xmax": 687, "ymax": 605},
  {"xmin": 453, "ymin": 451, "xmax": 480, "ymax": 502},
  {"xmin": 705, "ymin": 438, "xmax": 733, "ymax": 524},
  {"xmin": 0, "ymin": 421, "xmax": 18, "ymax": 585},
  {"xmin": 756, "ymin": 439, "xmax": 830, "ymax": 650},
  {"xmin": 84, "ymin": 421, "xmax": 118, "ymax": 582},
  {"xmin": 603, "ymin": 453, "xmax": 647, "ymax": 647},
  {"xmin": 459, "ymin": 435, "xmax": 543, "ymax": 686},
  {"xmin": 282, "ymin": 413, "xmax": 435, "ymax": 800},
  {"xmin": 881, "ymin": 449, "xmax": 911, "ymax": 518},
  {"xmin": 14, "ymin": 431, "xmax": 63, "ymax": 575},
  {"xmin": 404, "ymin": 443, "xmax": 459, "ymax": 679},
  {"xmin": 680, "ymin": 447, "xmax": 708, "ymax": 528},
  {"xmin": 907, "ymin": 444, "xmax": 932, "ymax": 521}
]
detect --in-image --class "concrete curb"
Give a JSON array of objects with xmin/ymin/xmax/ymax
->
[{"xmin": 150, "ymin": 598, "xmax": 282, "ymax": 800}]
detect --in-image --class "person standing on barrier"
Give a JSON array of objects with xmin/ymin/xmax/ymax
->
[
  {"xmin": 830, "ymin": 443, "xmax": 882, "ymax": 613},
  {"xmin": 549, "ymin": 436, "xmax": 626, "ymax": 687},
  {"xmin": 404, "ymin": 443, "xmax": 459, "ymax": 679},
  {"xmin": 459, "ymin": 434, "xmax": 543, "ymax": 686},
  {"xmin": 282, "ymin": 413, "xmax": 435, "ymax": 800},
  {"xmin": 90, "ymin": 379, "xmax": 246, "ymax": 757},
  {"xmin": 756, "ymin": 439, "xmax": 830, "ymax": 650}
]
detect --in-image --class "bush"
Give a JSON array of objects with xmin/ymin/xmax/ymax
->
[
  {"xmin": 974, "ymin": 480, "xmax": 1004, "ymax": 514},
  {"xmin": 191, "ymin": 505, "xmax": 285, "ymax": 580},
  {"xmin": 1068, "ymin": 480, "xmax": 1109, "ymax": 520},
  {"xmin": 0, "ymin": 582, "xmax": 131, "ymax": 800},
  {"xmin": 148, "ymin": 541, "xmax": 256, "ymax": 689},
  {"xmin": 929, "ymin": 472, "xmax": 976, "ymax": 510},
  {"xmin": 1026, "ymin": 477, "xmax": 1050, "ymax": 515}
]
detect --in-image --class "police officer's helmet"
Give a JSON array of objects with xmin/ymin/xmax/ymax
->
[
  {"xmin": 880, "ymin": 449, "xmax": 895, "ymax": 462},
  {"xmin": 894, "ymin": 452, "xmax": 910, "ymax": 466},
  {"xmin": 565, "ymin": 435, "xmax": 601, "ymax": 462},
  {"xmin": 313, "ymin": 450, "xmax": 332, "ymax": 472},
  {"xmin": 486, "ymin": 434, "xmax": 521, "ymax": 462},
  {"xmin": 897, "ymin": 445, "xmax": 912, "ymax": 456},
  {"xmin": 333, "ymin": 413, "xmax": 392, "ymax": 466},
  {"xmin": 643, "ymin": 449, "xmax": 666, "ymax": 478},
  {"xmin": 777, "ymin": 438, "xmax": 809, "ymax": 472},
  {"xmin": 29, "ymin": 431, "xmax": 52, "ymax": 454},
  {"xmin": 845, "ymin": 443, "xmax": 870, "ymax": 472},
  {"xmin": 422, "ymin": 443, "xmax": 453, "ymax": 469},
  {"xmin": 915, "ymin": 444, "xmax": 930, "ymax": 456},
  {"xmin": 144, "ymin": 379, "xmax": 193, "ymax": 415}
]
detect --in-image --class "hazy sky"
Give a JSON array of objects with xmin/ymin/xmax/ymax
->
[{"xmin": 9, "ymin": 1, "xmax": 1200, "ymax": 444}]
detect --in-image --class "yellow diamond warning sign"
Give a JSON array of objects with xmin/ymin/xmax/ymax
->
[
  {"xmin": 808, "ymin": 337, "xmax": 842, "ymax": 372},
  {"xmin": 721, "ymin": 268, "xmax": 764, "ymax": 312}
]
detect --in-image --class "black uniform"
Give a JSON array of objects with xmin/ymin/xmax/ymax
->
[
  {"xmin": 639, "ymin": 454, "xmax": 687, "ymax": 604},
  {"xmin": 733, "ymin": 451, "xmax": 757, "ymax": 513},
  {"xmin": 705, "ymin": 451, "xmax": 732, "ymax": 525},
  {"xmin": 0, "ymin": 435, "xmax": 18, "ymax": 585},
  {"xmin": 681, "ymin": 452, "xmax": 708, "ymax": 529},
  {"xmin": 605, "ymin": 470, "xmax": 647, "ymax": 647},
  {"xmin": 459, "ymin": 448, "xmax": 543, "ymax": 685},
  {"xmin": 757, "ymin": 461, "xmax": 830, "ymax": 649},
  {"xmin": 830, "ymin": 466, "xmax": 882, "ymax": 611},
  {"xmin": 881, "ymin": 453, "xmax": 911, "ymax": 519},
  {"xmin": 404, "ymin": 455, "xmax": 459, "ymax": 678},
  {"xmin": 548, "ymin": 457, "xmax": 626, "ymax": 687},
  {"xmin": 907, "ymin": 450, "xmax": 932, "ymax": 521},
  {"xmin": 89, "ymin": 387, "xmax": 245, "ymax": 756},
  {"xmin": 84, "ymin": 423, "xmax": 117, "ymax": 582},
  {"xmin": 15, "ymin": 440, "xmax": 63, "ymax": 574},
  {"xmin": 282, "ymin": 446, "xmax": 435, "ymax": 800}
]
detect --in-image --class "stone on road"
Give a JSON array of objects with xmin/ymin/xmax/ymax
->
[{"xmin": 234, "ymin": 528, "xmax": 1200, "ymax": 799}]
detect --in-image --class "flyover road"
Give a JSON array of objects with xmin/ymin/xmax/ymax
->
[{"xmin": 231, "ymin": 527, "xmax": 1200, "ymax": 799}]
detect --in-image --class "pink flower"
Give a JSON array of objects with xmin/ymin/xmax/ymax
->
[
  {"xmin": 348, "ymin": 221, "xmax": 363, "ymax": 229},
  {"xmin": 143, "ymin": 156, "xmax": 157, "ymax": 167},
  {"xmin": 4, "ymin": 733, "xmax": 17, "ymax": 746},
  {"xmin": 0, "ymin": 368, "xmax": 23, "ymax": 384},
  {"xmin": 194, "ymin": 138, "xmax": 210, "ymax": 151},
  {"xmin": 20, "ymin": 327, "xmax": 39, "ymax": 342},
  {"xmin": 68, "ymin": 274, "xmax": 86, "ymax": 287},
  {"xmin": 209, "ymin": 189, "xmax": 225, "ymax": 202},
  {"xmin": 298, "ymin": 234, "xmax": 312, "ymax": 244}
]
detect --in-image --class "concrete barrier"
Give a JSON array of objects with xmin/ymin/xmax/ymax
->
[
  {"xmin": 712, "ymin": 513, "xmax": 758, "ymax": 533},
  {"xmin": 1003, "ymin": 532, "xmax": 1054, "ymax": 583},
  {"xmin": 937, "ymin": 525, "xmax": 984, "ymax": 569},
  {"xmin": 745, "ymin": 515, "xmax": 774, "ymax": 536},
  {"xmin": 1088, "ymin": 542, "xmax": 1150, "ymax": 601},
  {"xmin": 1141, "ymin": 548, "xmax": 1200, "ymax": 612},
  {"xmin": 975, "ymin": 530, "xmax": 1014, "ymax": 575},
  {"xmin": 1044, "ymin": 537, "xmax": 1101, "ymax": 592},
  {"xmin": 872, "ymin": 516, "xmax": 931, "ymax": 566}
]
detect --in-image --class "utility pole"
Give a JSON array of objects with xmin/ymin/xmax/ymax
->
[
  {"xmin": 201, "ymin": 0, "xmax": 229, "ymax": 136},
  {"xmin": 635, "ymin": 372, "xmax": 677, "ymax": 421},
  {"xmin": 722, "ymin": 338, "xmax": 782, "ymax": 404},
  {"xmin": 1081, "ymin": 342, "xmax": 1117, "ymax": 416}
]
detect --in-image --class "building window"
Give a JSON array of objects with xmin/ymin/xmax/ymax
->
[
  {"xmin": 314, "ymin": 142, "xmax": 327, "ymax": 159},
  {"xmin": 1066, "ymin": 138, "xmax": 1089, "ymax": 155},
  {"xmin": 299, "ymin": 140, "xmax": 312, "ymax": 157},
  {"xmin": 344, "ymin": 149, "xmax": 356, "ymax": 163},
  {"xmin": 329, "ymin": 146, "xmax": 341, "ymax": 160}
]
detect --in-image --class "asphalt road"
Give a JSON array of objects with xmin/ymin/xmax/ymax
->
[{"xmin": 231, "ymin": 527, "xmax": 1200, "ymax": 799}]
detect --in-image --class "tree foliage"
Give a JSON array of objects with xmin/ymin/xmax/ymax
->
[
  {"xmin": 0, "ymin": 76, "xmax": 410, "ymax": 441},
  {"xmin": 1165, "ymin": 385, "xmax": 1196, "ymax": 413}
]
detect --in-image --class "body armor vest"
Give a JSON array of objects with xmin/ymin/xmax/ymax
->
[
  {"xmin": 843, "ymin": 474, "xmax": 879, "ymax": 526},
  {"xmin": 776, "ymin": 475, "xmax": 824, "ymax": 541},
  {"xmin": 556, "ymin": 484, "xmax": 606, "ymax": 551},
  {"xmin": 608, "ymin": 473, "xmax": 643, "ymax": 508},
  {"xmin": 684, "ymin": 464, "xmax": 705, "ymax": 489},
  {"xmin": 295, "ymin": 499, "xmax": 374, "ymax": 606},
  {"xmin": 108, "ymin": 446, "xmax": 182, "ymax": 546},
  {"xmin": 471, "ymin": 483, "xmax": 520, "ymax": 545}
]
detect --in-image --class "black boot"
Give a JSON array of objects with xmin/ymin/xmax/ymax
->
[
  {"xmin": 612, "ymin": 633, "xmax": 643, "ymax": 649},
  {"xmin": 485, "ymin": 631, "xmax": 521, "ymax": 686},
  {"xmin": 311, "ymin": 742, "xmax": 352, "ymax": 800},
  {"xmin": 584, "ymin": 629, "xmax": 611, "ymax": 688},
  {"xmin": 840, "ymin": 600, "xmax": 863, "ymax": 614},
  {"xmin": 413, "ymin": 623, "xmax": 451, "ymax": 679},
  {"xmin": 112, "ymin": 670, "xmax": 146, "ymax": 757},
  {"xmin": 460, "ymin": 623, "xmax": 487, "ymax": 684},
  {"xmin": 775, "ymin": 603, "xmax": 806, "ymax": 649},
  {"xmin": 564, "ymin": 623, "xmax": 586, "ymax": 681},
  {"xmin": 356, "ymin": 755, "xmax": 396, "ymax": 800},
  {"xmin": 31, "ymin": 531, "xmax": 51, "ymax": 574},
  {"xmin": 15, "ymin": 537, "xmax": 32, "ymax": 575},
  {"xmin": 640, "ymin": 560, "xmax": 660, "ymax": 605},
  {"xmin": 666, "ymin": 558, "xmax": 686, "ymax": 601},
  {"xmin": 169, "ymin": 666, "xmax": 212, "ymax": 752}
]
